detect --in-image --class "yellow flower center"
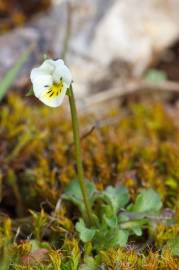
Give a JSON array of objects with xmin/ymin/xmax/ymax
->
[{"xmin": 45, "ymin": 79, "xmax": 64, "ymax": 99}]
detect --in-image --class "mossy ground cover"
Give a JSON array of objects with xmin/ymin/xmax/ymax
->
[
  {"xmin": 0, "ymin": 0, "xmax": 51, "ymax": 34},
  {"xmin": 1, "ymin": 93, "xmax": 179, "ymax": 269}
]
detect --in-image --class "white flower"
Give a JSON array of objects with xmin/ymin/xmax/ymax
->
[{"xmin": 30, "ymin": 59, "xmax": 72, "ymax": 107}]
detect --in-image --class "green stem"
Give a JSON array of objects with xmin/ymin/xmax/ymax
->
[{"xmin": 68, "ymin": 85, "xmax": 94, "ymax": 225}]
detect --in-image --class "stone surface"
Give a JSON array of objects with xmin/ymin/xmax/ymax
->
[
  {"xmin": 0, "ymin": 0, "xmax": 179, "ymax": 100},
  {"xmin": 91, "ymin": 0, "xmax": 179, "ymax": 76},
  {"xmin": 0, "ymin": 0, "xmax": 114, "ymax": 97}
]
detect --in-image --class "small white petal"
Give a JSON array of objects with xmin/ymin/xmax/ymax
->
[
  {"xmin": 39, "ymin": 83, "xmax": 68, "ymax": 108},
  {"xmin": 53, "ymin": 62, "xmax": 72, "ymax": 87},
  {"xmin": 39, "ymin": 59, "xmax": 55, "ymax": 74},
  {"xmin": 30, "ymin": 68, "xmax": 45, "ymax": 83},
  {"xmin": 32, "ymin": 74, "xmax": 53, "ymax": 98}
]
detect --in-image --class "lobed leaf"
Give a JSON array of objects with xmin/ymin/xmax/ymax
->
[
  {"xmin": 128, "ymin": 189, "xmax": 162, "ymax": 213},
  {"xmin": 76, "ymin": 219, "xmax": 96, "ymax": 243},
  {"xmin": 62, "ymin": 179, "xmax": 96, "ymax": 215},
  {"xmin": 97, "ymin": 186, "xmax": 129, "ymax": 214}
]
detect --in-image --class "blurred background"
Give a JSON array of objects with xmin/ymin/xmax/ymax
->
[{"xmin": 1, "ymin": 0, "xmax": 179, "ymax": 108}]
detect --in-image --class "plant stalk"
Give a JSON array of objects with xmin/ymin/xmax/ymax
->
[{"xmin": 68, "ymin": 85, "xmax": 94, "ymax": 225}]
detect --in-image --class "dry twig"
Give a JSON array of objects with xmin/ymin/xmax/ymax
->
[{"xmin": 81, "ymin": 79, "xmax": 179, "ymax": 109}]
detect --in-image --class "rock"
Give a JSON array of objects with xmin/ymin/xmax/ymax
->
[
  {"xmin": 91, "ymin": 0, "xmax": 179, "ymax": 76},
  {"xmin": 0, "ymin": 0, "xmax": 114, "ymax": 97},
  {"xmin": 1, "ymin": 0, "xmax": 179, "ymax": 100}
]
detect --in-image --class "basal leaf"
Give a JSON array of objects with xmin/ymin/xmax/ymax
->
[
  {"xmin": 114, "ymin": 229, "xmax": 129, "ymax": 247},
  {"xmin": 76, "ymin": 219, "xmax": 96, "ymax": 243},
  {"xmin": 93, "ymin": 226, "xmax": 129, "ymax": 250},
  {"xmin": 119, "ymin": 219, "xmax": 146, "ymax": 236},
  {"xmin": 62, "ymin": 179, "xmax": 96, "ymax": 214},
  {"xmin": 131, "ymin": 226, "xmax": 142, "ymax": 236},
  {"xmin": 103, "ymin": 215, "xmax": 118, "ymax": 228},
  {"xmin": 128, "ymin": 189, "xmax": 162, "ymax": 213},
  {"xmin": 99, "ymin": 186, "xmax": 129, "ymax": 214},
  {"xmin": 64, "ymin": 179, "xmax": 96, "ymax": 201},
  {"xmin": 79, "ymin": 256, "xmax": 98, "ymax": 270}
]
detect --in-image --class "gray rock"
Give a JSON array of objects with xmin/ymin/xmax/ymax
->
[{"xmin": 91, "ymin": 0, "xmax": 179, "ymax": 76}]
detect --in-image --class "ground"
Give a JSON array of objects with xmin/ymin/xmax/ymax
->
[{"xmin": 1, "ymin": 91, "xmax": 179, "ymax": 269}]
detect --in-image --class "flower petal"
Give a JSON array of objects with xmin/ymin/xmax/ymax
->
[
  {"xmin": 39, "ymin": 59, "xmax": 55, "ymax": 74},
  {"xmin": 53, "ymin": 62, "xmax": 72, "ymax": 87},
  {"xmin": 30, "ymin": 68, "xmax": 45, "ymax": 83},
  {"xmin": 31, "ymin": 72, "xmax": 53, "ymax": 98},
  {"xmin": 39, "ymin": 83, "xmax": 68, "ymax": 108}
]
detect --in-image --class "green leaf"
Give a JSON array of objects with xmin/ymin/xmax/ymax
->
[
  {"xmin": 26, "ymin": 88, "xmax": 34, "ymax": 96},
  {"xmin": 128, "ymin": 189, "xmax": 162, "ymax": 213},
  {"xmin": 79, "ymin": 256, "xmax": 98, "ymax": 270},
  {"xmin": 131, "ymin": 226, "xmax": 142, "ymax": 236},
  {"xmin": 100, "ymin": 186, "xmax": 129, "ymax": 213},
  {"xmin": 76, "ymin": 219, "xmax": 96, "ymax": 243},
  {"xmin": 64, "ymin": 179, "xmax": 96, "ymax": 201},
  {"xmin": 145, "ymin": 69, "xmax": 167, "ymax": 84},
  {"xmin": 114, "ymin": 229, "xmax": 129, "ymax": 247},
  {"xmin": 103, "ymin": 215, "xmax": 118, "ymax": 228},
  {"xmin": 93, "ymin": 224, "xmax": 129, "ymax": 250},
  {"xmin": 62, "ymin": 179, "xmax": 96, "ymax": 214},
  {"xmin": 0, "ymin": 49, "xmax": 31, "ymax": 101},
  {"xmin": 119, "ymin": 219, "xmax": 146, "ymax": 236}
]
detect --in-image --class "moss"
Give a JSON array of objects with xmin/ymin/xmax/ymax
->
[{"xmin": 1, "ymin": 94, "xmax": 179, "ymax": 267}]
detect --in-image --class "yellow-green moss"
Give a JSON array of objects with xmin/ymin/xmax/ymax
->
[{"xmin": 1, "ymin": 94, "xmax": 179, "ymax": 267}]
